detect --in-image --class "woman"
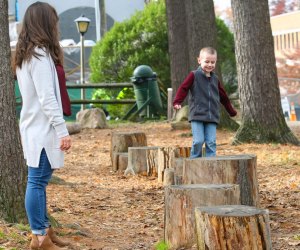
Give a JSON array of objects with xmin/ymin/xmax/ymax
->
[{"xmin": 14, "ymin": 2, "xmax": 71, "ymax": 249}]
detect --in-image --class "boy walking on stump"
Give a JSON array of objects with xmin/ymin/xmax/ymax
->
[{"xmin": 173, "ymin": 47, "xmax": 237, "ymax": 158}]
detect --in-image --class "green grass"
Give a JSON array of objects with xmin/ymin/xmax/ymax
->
[
  {"xmin": 15, "ymin": 224, "xmax": 30, "ymax": 232},
  {"xmin": 155, "ymin": 241, "xmax": 169, "ymax": 250},
  {"xmin": 0, "ymin": 230, "xmax": 7, "ymax": 240},
  {"xmin": 294, "ymin": 234, "xmax": 300, "ymax": 240}
]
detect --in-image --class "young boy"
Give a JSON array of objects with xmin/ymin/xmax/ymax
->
[{"xmin": 173, "ymin": 47, "xmax": 237, "ymax": 158}]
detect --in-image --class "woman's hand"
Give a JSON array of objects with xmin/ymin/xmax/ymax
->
[
  {"xmin": 60, "ymin": 135, "xmax": 71, "ymax": 151},
  {"xmin": 174, "ymin": 104, "xmax": 182, "ymax": 110}
]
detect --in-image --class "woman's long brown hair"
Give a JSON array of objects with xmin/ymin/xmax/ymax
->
[{"xmin": 14, "ymin": 2, "xmax": 63, "ymax": 70}]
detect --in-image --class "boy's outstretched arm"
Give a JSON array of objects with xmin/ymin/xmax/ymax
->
[
  {"xmin": 173, "ymin": 72, "xmax": 194, "ymax": 109},
  {"xmin": 218, "ymin": 81, "xmax": 237, "ymax": 117}
]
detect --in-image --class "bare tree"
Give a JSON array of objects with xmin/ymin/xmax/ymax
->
[
  {"xmin": 231, "ymin": 0, "xmax": 299, "ymax": 144},
  {"xmin": 0, "ymin": 0, "xmax": 27, "ymax": 222}
]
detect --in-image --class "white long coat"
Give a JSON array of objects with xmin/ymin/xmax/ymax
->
[{"xmin": 16, "ymin": 47, "xmax": 69, "ymax": 169}]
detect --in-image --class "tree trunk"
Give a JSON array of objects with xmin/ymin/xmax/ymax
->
[
  {"xmin": 182, "ymin": 155, "xmax": 259, "ymax": 206},
  {"xmin": 99, "ymin": 0, "xmax": 107, "ymax": 38},
  {"xmin": 165, "ymin": 0, "xmax": 189, "ymax": 96},
  {"xmin": 231, "ymin": 0, "xmax": 299, "ymax": 145},
  {"xmin": 195, "ymin": 205, "xmax": 272, "ymax": 250},
  {"xmin": 164, "ymin": 184, "xmax": 240, "ymax": 249},
  {"xmin": 0, "ymin": 0, "xmax": 27, "ymax": 223},
  {"xmin": 185, "ymin": 0, "xmax": 217, "ymax": 70}
]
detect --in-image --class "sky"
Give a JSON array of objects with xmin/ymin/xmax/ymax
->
[{"xmin": 213, "ymin": 0, "xmax": 231, "ymax": 10}]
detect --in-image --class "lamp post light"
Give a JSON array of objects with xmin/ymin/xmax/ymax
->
[{"xmin": 74, "ymin": 15, "xmax": 90, "ymax": 110}]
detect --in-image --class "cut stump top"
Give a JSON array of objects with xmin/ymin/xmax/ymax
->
[
  {"xmin": 196, "ymin": 205, "xmax": 269, "ymax": 216},
  {"xmin": 168, "ymin": 184, "xmax": 239, "ymax": 190}
]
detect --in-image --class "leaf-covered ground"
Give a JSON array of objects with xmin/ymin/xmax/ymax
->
[{"xmin": 0, "ymin": 121, "xmax": 299, "ymax": 250}]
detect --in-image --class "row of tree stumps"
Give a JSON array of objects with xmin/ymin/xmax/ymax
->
[{"xmin": 110, "ymin": 132, "xmax": 272, "ymax": 249}]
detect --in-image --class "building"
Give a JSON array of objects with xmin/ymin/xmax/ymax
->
[
  {"xmin": 271, "ymin": 11, "xmax": 300, "ymax": 119},
  {"xmin": 271, "ymin": 10, "xmax": 300, "ymax": 53}
]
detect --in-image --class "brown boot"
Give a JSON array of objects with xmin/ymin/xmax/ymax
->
[
  {"xmin": 30, "ymin": 234, "xmax": 65, "ymax": 250},
  {"xmin": 29, "ymin": 234, "xmax": 39, "ymax": 250},
  {"xmin": 47, "ymin": 227, "xmax": 70, "ymax": 247}
]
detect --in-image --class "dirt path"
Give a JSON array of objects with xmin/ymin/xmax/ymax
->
[
  {"xmin": 43, "ymin": 121, "xmax": 300, "ymax": 250},
  {"xmin": 1, "ymin": 121, "xmax": 299, "ymax": 249}
]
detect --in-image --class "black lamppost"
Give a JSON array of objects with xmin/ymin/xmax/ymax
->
[{"xmin": 74, "ymin": 15, "xmax": 90, "ymax": 110}]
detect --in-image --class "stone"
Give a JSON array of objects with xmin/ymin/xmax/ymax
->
[{"xmin": 76, "ymin": 108, "xmax": 108, "ymax": 129}]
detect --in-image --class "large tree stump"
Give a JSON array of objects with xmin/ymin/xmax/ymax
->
[
  {"xmin": 164, "ymin": 184, "xmax": 240, "ymax": 249},
  {"xmin": 182, "ymin": 155, "xmax": 259, "ymax": 206},
  {"xmin": 125, "ymin": 146, "xmax": 160, "ymax": 176},
  {"xmin": 110, "ymin": 132, "xmax": 147, "ymax": 171},
  {"xmin": 158, "ymin": 146, "xmax": 190, "ymax": 183},
  {"xmin": 195, "ymin": 205, "xmax": 272, "ymax": 250}
]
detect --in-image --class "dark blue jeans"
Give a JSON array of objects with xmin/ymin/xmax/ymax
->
[
  {"xmin": 190, "ymin": 121, "xmax": 217, "ymax": 158},
  {"xmin": 25, "ymin": 149, "xmax": 54, "ymax": 235}
]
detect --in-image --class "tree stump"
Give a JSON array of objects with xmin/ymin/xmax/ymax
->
[
  {"xmin": 157, "ymin": 146, "xmax": 191, "ymax": 183},
  {"xmin": 173, "ymin": 158, "xmax": 184, "ymax": 185},
  {"xmin": 125, "ymin": 146, "xmax": 160, "ymax": 176},
  {"xmin": 118, "ymin": 153, "xmax": 128, "ymax": 173},
  {"xmin": 110, "ymin": 132, "xmax": 147, "ymax": 171},
  {"xmin": 195, "ymin": 205, "xmax": 272, "ymax": 250},
  {"xmin": 112, "ymin": 153, "xmax": 128, "ymax": 173},
  {"xmin": 163, "ymin": 168, "xmax": 175, "ymax": 186},
  {"xmin": 164, "ymin": 184, "xmax": 240, "ymax": 249},
  {"xmin": 182, "ymin": 155, "xmax": 259, "ymax": 206}
]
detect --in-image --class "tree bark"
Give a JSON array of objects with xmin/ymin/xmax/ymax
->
[
  {"xmin": 184, "ymin": 0, "xmax": 217, "ymax": 70},
  {"xmin": 125, "ymin": 146, "xmax": 160, "ymax": 176},
  {"xmin": 157, "ymin": 146, "xmax": 190, "ymax": 183},
  {"xmin": 195, "ymin": 205, "xmax": 272, "ymax": 250},
  {"xmin": 165, "ymin": 0, "xmax": 189, "ymax": 96},
  {"xmin": 231, "ymin": 0, "xmax": 299, "ymax": 145},
  {"xmin": 0, "ymin": 0, "xmax": 27, "ymax": 223},
  {"xmin": 182, "ymin": 155, "xmax": 259, "ymax": 206},
  {"xmin": 164, "ymin": 184, "xmax": 240, "ymax": 249},
  {"xmin": 112, "ymin": 152, "xmax": 128, "ymax": 172},
  {"xmin": 163, "ymin": 168, "xmax": 175, "ymax": 186},
  {"xmin": 173, "ymin": 158, "xmax": 184, "ymax": 185}
]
